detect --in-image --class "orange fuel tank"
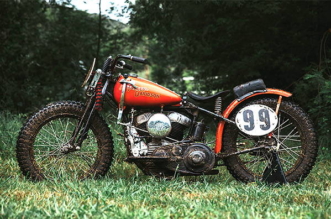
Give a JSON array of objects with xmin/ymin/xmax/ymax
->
[{"xmin": 113, "ymin": 75, "xmax": 182, "ymax": 107}]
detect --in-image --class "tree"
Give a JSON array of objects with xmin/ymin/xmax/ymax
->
[
  {"xmin": 129, "ymin": 0, "xmax": 331, "ymax": 94},
  {"xmin": 0, "ymin": 0, "xmax": 128, "ymax": 112}
]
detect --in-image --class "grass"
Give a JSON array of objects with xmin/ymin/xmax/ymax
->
[{"xmin": 1, "ymin": 111, "xmax": 331, "ymax": 218}]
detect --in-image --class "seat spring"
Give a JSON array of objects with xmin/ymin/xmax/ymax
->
[{"xmin": 214, "ymin": 97, "xmax": 222, "ymax": 114}]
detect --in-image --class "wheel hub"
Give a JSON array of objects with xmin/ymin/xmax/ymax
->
[
  {"xmin": 189, "ymin": 151, "xmax": 206, "ymax": 165},
  {"xmin": 60, "ymin": 143, "xmax": 79, "ymax": 153}
]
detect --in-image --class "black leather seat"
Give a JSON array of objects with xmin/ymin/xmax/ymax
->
[{"xmin": 186, "ymin": 90, "xmax": 230, "ymax": 102}]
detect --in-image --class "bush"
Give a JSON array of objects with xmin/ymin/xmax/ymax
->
[{"xmin": 294, "ymin": 63, "xmax": 331, "ymax": 150}]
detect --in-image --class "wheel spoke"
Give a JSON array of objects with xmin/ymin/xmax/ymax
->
[
  {"xmin": 277, "ymin": 118, "xmax": 291, "ymax": 131},
  {"xmin": 279, "ymin": 156, "xmax": 296, "ymax": 166},
  {"xmin": 32, "ymin": 116, "xmax": 99, "ymax": 179},
  {"xmin": 16, "ymin": 101, "xmax": 113, "ymax": 181},
  {"xmin": 73, "ymin": 153, "xmax": 95, "ymax": 167},
  {"xmin": 273, "ymin": 136, "xmax": 301, "ymax": 158}
]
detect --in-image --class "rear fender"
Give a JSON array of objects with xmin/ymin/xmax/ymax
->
[{"xmin": 214, "ymin": 88, "xmax": 292, "ymax": 154}]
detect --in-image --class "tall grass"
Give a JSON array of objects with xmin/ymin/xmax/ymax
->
[{"xmin": 1, "ymin": 111, "xmax": 331, "ymax": 218}]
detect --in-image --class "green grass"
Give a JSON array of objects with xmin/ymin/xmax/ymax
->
[{"xmin": 1, "ymin": 111, "xmax": 331, "ymax": 218}]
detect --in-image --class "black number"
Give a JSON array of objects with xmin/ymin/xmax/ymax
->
[
  {"xmin": 241, "ymin": 108, "xmax": 272, "ymax": 132},
  {"xmin": 259, "ymin": 109, "xmax": 271, "ymax": 130},
  {"xmin": 243, "ymin": 110, "xmax": 254, "ymax": 131}
]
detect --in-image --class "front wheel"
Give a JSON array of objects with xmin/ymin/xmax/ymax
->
[
  {"xmin": 16, "ymin": 101, "xmax": 114, "ymax": 181},
  {"xmin": 222, "ymin": 97, "xmax": 318, "ymax": 183}
]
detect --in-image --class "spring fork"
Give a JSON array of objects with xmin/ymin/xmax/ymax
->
[{"xmin": 214, "ymin": 97, "xmax": 222, "ymax": 114}]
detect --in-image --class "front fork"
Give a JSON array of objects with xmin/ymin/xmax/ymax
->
[
  {"xmin": 67, "ymin": 95, "xmax": 97, "ymax": 151},
  {"xmin": 68, "ymin": 66, "xmax": 110, "ymax": 151}
]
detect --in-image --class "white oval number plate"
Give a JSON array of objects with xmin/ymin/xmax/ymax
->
[{"xmin": 235, "ymin": 104, "xmax": 278, "ymax": 136}]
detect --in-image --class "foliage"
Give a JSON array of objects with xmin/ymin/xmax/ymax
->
[
  {"xmin": 0, "ymin": 111, "xmax": 25, "ymax": 157},
  {"xmin": 2, "ymin": 0, "xmax": 331, "ymax": 112},
  {"xmin": 0, "ymin": 0, "xmax": 132, "ymax": 113},
  {"xmin": 129, "ymin": 0, "xmax": 331, "ymax": 94},
  {"xmin": 1, "ymin": 112, "xmax": 331, "ymax": 218},
  {"xmin": 128, "ymin": 0, "xmax": 331, "ymax": 149},
  {"xmin": 294, "ymin": 60, "xmax": 331, "ymax": 149}
]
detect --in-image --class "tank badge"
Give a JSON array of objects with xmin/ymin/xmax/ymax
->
[
  {"xmin": 127, "ymin": 86, "xmax": 160, "ymax": 98},
  {"xmin": 135, "ymin": 91, "xmax": 160, "ymax": 98}
]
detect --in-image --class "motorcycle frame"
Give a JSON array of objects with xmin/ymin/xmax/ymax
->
[
  {"xmin": 72, "ymin": 55, "xmax": 293, "ymax": 158},
  {"xmin": 110, "ymin": 85, "xmax": 293, "ymax": 155}
]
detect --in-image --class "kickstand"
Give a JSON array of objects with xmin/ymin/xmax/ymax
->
[{"xmin": 262, "ymin": 151, "xmax": 287, "ymax": 184}]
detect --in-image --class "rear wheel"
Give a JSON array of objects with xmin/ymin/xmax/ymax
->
[
  {"xmin": 222, "ymin": 97, "xmax": 318, "ymax": 183},
  {"xmin": 16, "ymin": 101, "xmax": 114, "ymax": 181}
]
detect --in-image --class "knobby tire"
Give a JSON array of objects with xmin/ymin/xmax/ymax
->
[
  {"xmin": 222, "ymin": 97, "xmax": 318, "ymax": 183},
  {"xmin": 16, "ymin": 101, "xmax": 114, "ymax": 181}
]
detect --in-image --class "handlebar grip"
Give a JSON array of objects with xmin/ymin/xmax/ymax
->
[
  {"xmin": 117, "ymin": 54, "xmax": 149, "ymax": 64},
  {"xmin": 131, "ymin": 56, "xmax": 147, "ymax": 64}
]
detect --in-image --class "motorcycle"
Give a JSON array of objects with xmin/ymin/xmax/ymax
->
[{"xmin": 16, "ymin": 54, "xmax": 318, "ymax": 184}]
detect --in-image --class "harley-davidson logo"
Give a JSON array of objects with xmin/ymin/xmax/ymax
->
[
  {"xmin": 135, "ymin": 91, "xmax": 160, "ymax": 98},
  {"xmin": 126, "ymin": 85, "xmax": 160, "ymax": 98}
]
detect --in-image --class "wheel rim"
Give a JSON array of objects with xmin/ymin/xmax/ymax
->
[
  {"xmin": 32, "ymin": 116, "xmax": 100, "ymax": 179},
  {"xmin": 234, "ymin": 110, "xmax": 303, "ymax": 178}
]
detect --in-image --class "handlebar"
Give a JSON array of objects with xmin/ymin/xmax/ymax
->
[
  {"xmin": 131, "ymin": 56, "xmax": 147, "ymax": 64},
  {"xmin": 117, "ymin": 54, "xmax": 149, "ymax": 64},
  {"xmin": 118, "ymin": 61, "xmax": 133, "ymax": 70},
  {"xmin": 102, "ymin": 54, "xmax": 148, "ymax": 75}
]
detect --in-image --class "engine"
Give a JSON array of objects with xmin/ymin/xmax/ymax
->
[
  {"xmin": 135, "ymin": 112, "xmax": 191, "ymax": 140},
  {"xmin": 127, "ymin": 111, "xmax": 191, "ymax": 156},
  {"xmin": 126, "ymin": 111, "xmax": 216, "ymax": 176}
]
